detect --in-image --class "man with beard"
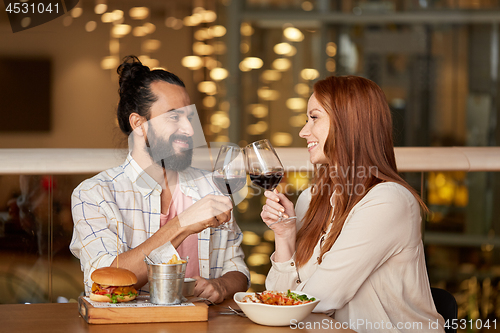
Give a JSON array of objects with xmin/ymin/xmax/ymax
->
[{"xmin": 70, "ymin": 56, "xmax": 249, "ymax": 303}]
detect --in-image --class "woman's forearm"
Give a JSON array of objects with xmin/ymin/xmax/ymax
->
[{"xmin": 273, "ymin": 230, "xmax": 296, "ymax": 262}]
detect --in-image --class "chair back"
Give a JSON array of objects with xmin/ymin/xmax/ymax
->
[{"xmin": 431, "ymin": 287, "xmax": 457, "ymax": 333}]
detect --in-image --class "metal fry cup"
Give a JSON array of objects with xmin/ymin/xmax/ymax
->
[{"xmin": 145, "ymin": 258, "xmax": 187, "ymax": 305}]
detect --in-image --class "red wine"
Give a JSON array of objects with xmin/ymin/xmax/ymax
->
[
  {"xmin": 213, "ymin": 176, "xmax": 247, "ymax": 195},
  {"xmin": 249, "ymin": 172, "xmax": 283, "ymax": 190}
]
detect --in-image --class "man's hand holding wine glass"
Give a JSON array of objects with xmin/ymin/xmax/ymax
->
[{"xmin": 177, "ymin": 194, "xmax": 233, "ymax": 232}]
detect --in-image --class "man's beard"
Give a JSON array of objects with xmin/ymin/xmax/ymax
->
[{"xmin": 146, "ymin": 128, "xmax": 193, "ymax": 172}]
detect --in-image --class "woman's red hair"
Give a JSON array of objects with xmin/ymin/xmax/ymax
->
[{"xmin": 295, "ymin": 75, "xmax": 427, "ymax": 267}]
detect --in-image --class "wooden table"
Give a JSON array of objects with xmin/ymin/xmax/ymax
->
[{"xmin": 1, "ymin": 300, "xmax": 356, "ymax": 333}]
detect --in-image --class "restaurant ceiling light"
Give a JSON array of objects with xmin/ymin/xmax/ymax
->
[
  {"xmin": 240, "ymin": 41, "xmax": 250, "ymax": 54},
  {"xmin": 133, "ymin": 26, "xmax": 147, "ymax": 37},
  {"xmin": 272, "ymin": 58, "xmax": 291, "ymax": 71},
  {"xmin": 283, "ymin": 27, "xmax": 304, "ymax": 42},
  {"xmin": 302, "ymin": 1, "xmax": 314, "ymax": 11},
  {"xmin": 71, "ymin": 7, "xmax": 82, "ymax": 18},
  {"xmin": 247, "ymin": 121, "xmax": 268, "ymax": 135},
  {"xmin": 198, "ymin": 81, "xmax": 217, "ymax": 95},
  {"xmin": 211, "ymin": 111, "xmax": 230, "ymax": 128},
  {"xmin": 194, "ymin": 28, "xmax": 209, "ymax": 40},
  {"xmin": 243, "ymin": 231, "xmax": 261, "ymax": 245},
  {"xmin": 111, "ymin": 24, "xmax": 131, "ymax": 38},
  {"xmin": 142, "ymin": 39, "xmax": 161, "ymax": 53},
  {"xmin": 129, "ymin": 7, "xmax": 149, "ymax": 20},
  {"xmin": 286, "ymin": 97, "xmax": 307, "ymax": 110},
  {"xmin": 85, "ymin": 21, "xmax": 97, "ymax": 32},
  {"xmin": 183, "ymin": 16, "xmax": 196, "ymax": 26},
  {"xmin": 257, "ymin": 88, "xmax": 280, "ymax": 100},
  {"xmin": 95, "ymin": 4, "xmax": 107, "ymax": 15},
  {"xmin": 290, "ymin": 114, "xmax": 308, "ymax": 127},
  {"xmin": 213, "ymin": 41, "xmax": 227, "ymax": 55},
  {"xmin": 109, "ymin": 39, "xmax": 119, "ymax": 54},
  {"xmin": 248, "ymin": 253, "xmax": 270, "ymax": 266},
  {"xmin": 247, "ymin": 104, "xmax": 268, "ymax": 118},
  {"xmin": 209, "ymin": 25, "xmax": 226, "ymax": 37},
  {"xmin": 210, "ymin": 68, "xmax": 229, "ymax": 81},
  {"xmin": 295, "ymin": 83, "xmax": 310, "ymax": 96},
  {"xmin": 301, "ymin": 68, "xmax": 319, "ymax": 80},
  {"xmin": 203, "ymin": 96, "xmax": 217, "ymax": 108},
  {"xmin": 191, "ymin": 13, "xmax": 203, "ymax": 25},
  {"xmin": 210, "ymin": 124, "xmax": 221, "ymax": 133},
  {"xmin": 326, "ymin": 42, "xmax": 337, "ymax": 57},
  {"xmin": 139, "ymin": 55, "xmax": 150, "ymax": 63},
  {"xmin": 202, "ymin": 10, "xmax": 217, "ymax": 23},
  {"xmin": 326, "ymin": 59, "xmax": 336, "ymax": 72},
  {"xmin": 143, "ymin": 23, "xmax": 156, "ymax": 34},
  {"xmin": 112, "ymin": 10, "xmax": 124, "ymax": 21},
  {"xmin": 250, "ymin": 272, "xmax": 266, "ymax": 285},
  {"xmin": 239, "ymin": 61, "xmax": 251, "ymax": 72},
  {"xmin": 285, "ymin": 45, "xmax": 297, "ymax": 57},
  {"xmin": 261, "ymin": 70, "xmax": 281, "ymax": 82},
  {"xmin": 181, "ymin": 55, "xmax": 203, "ymax": 69},
  {"xmin": 240, "ymin": 22, "xmax": 254, "ymax": 36},
  {"xmin": 204, "ymin": 57, "xmax": 220, "ymax": 70},
  {"xmin": 101, "ymin": 13, "xmax": 113, "ymax": 23},
  {"xmin": 101, "ymin": 56, "xmax": 119, "ymax": 70},
  {"xmin": 142, "ymin": 58, "xmax": 160, "ymax": 68},
  {"xmin": 243, "ymin": 57, "xmax": 263, "ymax": 69},
  {"xmin": 20, "ymin": 17, "xmax": 31, "ymax": 28},
  {"xmin": 272, "ymin": 132, "xmax": 293, "ymax": 146},
  {"xmin": 237, "ymin": 200, "xmax": 249, "ymax": 213},
  {"xmin": 165, "ymin": 17, "xmax": 176, "ymax": 27},
  {"xmin": 220, "ymin": 101, "xmax": 230, "ymax": 111},
  {"xmin": 63, "ymin": 16, "xmax": 73, "ymax": 26},
  {"xmin": 273, "ymin": 42, "xmax": 293, "ymax": 55},
  {"xmin": 172, "ymin": 21, "xmax": 183, "ymax": 30},
  {"xmin": 193, "ymin": 42, "xmax": 214, "ymax": 56}
]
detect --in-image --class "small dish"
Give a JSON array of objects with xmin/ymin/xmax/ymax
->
[{"xmin": 182, "ymin": 278, "xmax": 196, "ymax": 297}]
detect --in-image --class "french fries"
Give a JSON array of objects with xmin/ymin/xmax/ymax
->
[{"xmin": 165, "ymin": 254, "xmax": 186, "ymax": 265}]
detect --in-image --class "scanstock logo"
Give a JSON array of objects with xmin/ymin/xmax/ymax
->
[{"xmin": 4, "ymin": 0, "xmax": 80, "ymax": 33}]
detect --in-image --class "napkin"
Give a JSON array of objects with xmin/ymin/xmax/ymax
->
[{"xmin": 148, "ymin": 241, "xmax": 181, "ymax": 264}]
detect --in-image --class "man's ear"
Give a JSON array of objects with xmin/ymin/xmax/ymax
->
[{"xmin": 129, "ymin": 113, "xmax": 146, "ymax": 136}]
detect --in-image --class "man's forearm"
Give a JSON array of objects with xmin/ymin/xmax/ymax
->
[
  {"xmin": 111, "ymin": 216, "xmax": 193, "ymax": 288},
  {"xmin": 217, "ymin": 271, "xmax": 249, "ymax": 299}
]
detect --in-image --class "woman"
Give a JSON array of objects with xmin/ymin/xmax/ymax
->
[{"xmin": 261, "ymin": 76, "xmax": 445, "ymax": 332}]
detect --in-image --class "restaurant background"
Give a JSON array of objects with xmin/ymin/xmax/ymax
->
[{"xmin": 1, "ymin": 0, "xmax": 499, "ymax": 329}]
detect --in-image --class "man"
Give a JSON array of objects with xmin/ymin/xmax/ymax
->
[{"xmin": 70, "ymin": 56, "xmax": 249, "ymax": 303}]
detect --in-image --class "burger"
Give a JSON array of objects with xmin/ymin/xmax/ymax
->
[{"xmin": 90, "ymin": 267, "xmax": 138, "ymax": 303}]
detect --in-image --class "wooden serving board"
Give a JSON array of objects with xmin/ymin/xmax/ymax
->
[{"xmin": 78, "ymin": 296, "xmax": 208, "ymax": 324}]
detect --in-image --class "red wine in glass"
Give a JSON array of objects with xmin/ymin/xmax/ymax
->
[
  {"xmin": 213, "ymin": 175, "xmax": 247, "ymax": 195},
  {"xmin": 212, "ymin": 145, "xmax": 247, "ymax": 230},
  {"xmin": 248, "ymin": 170, "xmax": 283, "ymax": 190},
  {"xmin": 244, "ymin": 139, "xmax": 296, "ymax": 227}
]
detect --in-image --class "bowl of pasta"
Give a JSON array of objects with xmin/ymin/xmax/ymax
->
[{"xmin": 233, "ymin": 290, "xmax": 320, "ymax": 326}]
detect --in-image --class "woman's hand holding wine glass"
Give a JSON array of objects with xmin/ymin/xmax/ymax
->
[{"xmin": 244, "ymin": 139, "xmax": 297, "ymax": 228}]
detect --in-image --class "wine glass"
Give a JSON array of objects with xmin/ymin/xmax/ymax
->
[
  {"xmin": 244, "ymin": 139, "xmax": 296, "ymax": 227},
  {"xmin": 212, "ymin": 145, "xmax": 247, "ymax": 230}
]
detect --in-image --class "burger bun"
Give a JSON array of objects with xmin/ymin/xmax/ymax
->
[{"xmin": 91, "ymin": 267, "xmax": 138, "ymax": 286}]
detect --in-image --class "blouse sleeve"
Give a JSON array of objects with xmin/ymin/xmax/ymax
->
[
  {"xmin": 265, "ymin": 188, "xmax": 312, "ymax": 291},
  {"xmin": 301, "ymin": 183, "xmax": 420, "ymax": 312}
]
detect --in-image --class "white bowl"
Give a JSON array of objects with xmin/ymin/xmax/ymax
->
[{"xmin": 233, "ymin": 291, "xmax": 320, "ymax": 326}]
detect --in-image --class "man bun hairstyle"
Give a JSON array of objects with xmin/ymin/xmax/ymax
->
[{"xmin": 116, "ymin": 55, "xmax": 185, "ymax": 135}]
